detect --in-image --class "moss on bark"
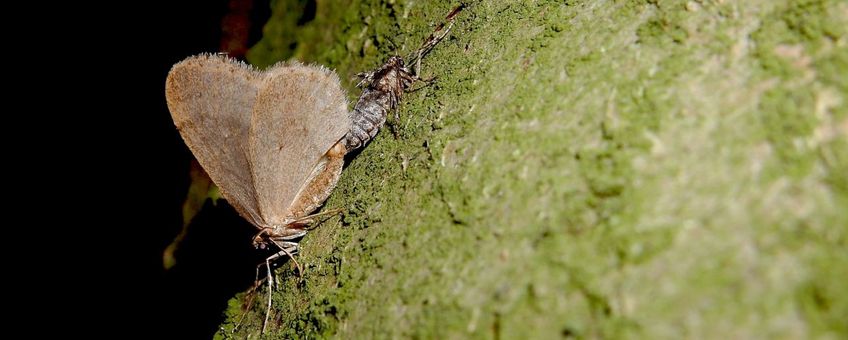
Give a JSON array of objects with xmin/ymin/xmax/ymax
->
[{"xmin": 217, "ymin": 0, "xmax": 848, "ymax": 338}]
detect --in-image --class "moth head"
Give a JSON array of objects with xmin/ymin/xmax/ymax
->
[
  {"xmin": 252, "ymin": 234, "xmax": 269, "ymax": 249},
  {"xmin": 387, "ymin": 55, "xmax": 404, "ymax": 68}
]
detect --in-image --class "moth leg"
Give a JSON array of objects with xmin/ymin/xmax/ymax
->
[
  {"xmin": 267, "ymin": 241, "xmax": 302, "ymax": 275},
  {"xmin": 407, "ymin": 76, "xmax": 438, "ymax": 94},
  {"xmin": 355, "ymin": 70, "xmax": 376, "ymax": 88},
  {"xmin": 254, "ymin": 242, "xmax": 297, "ymax": 303},
  {"xmin": 278, "ymin": 229, "xmax": 307, "ymax": 241},
  {"xmin": 261, "ymin": 241, "xmax": 300, "ymax": 334},
  {"xmin": 388, "ymin": 118, "xmax": 400, "ymax": 140},
  {"xmin": 290, "ymin": 207, "xmax": 344, "ymax": 226}
]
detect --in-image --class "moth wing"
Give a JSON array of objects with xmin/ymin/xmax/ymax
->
[
  {"xmin": 165, "ymin": 54, "xmax": 263, "ymax": 226},
  {"xmin": 249, "ymin": 63, "xmax": 350, "ymax": 225}
]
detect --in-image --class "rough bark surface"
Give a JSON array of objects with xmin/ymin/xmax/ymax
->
[{"xmin": 218, "ymin": 0, "xmax": 848, "ymax": 338}]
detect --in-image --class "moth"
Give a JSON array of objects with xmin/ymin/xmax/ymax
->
[
  {"xmin": 167, "ymin": 57, "xmax": 354, "ymax": 333},
  {"xmin": 166, "ymin": 57, "xmax": 349, "ymax": 264},
  {"xmin": 346, "ymin": 4, "xmax": 464, "ymax": 150}
]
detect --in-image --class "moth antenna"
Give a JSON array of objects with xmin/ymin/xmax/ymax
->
[
  {"xmin": 386, "ymin": 35, "xmax": 400, "ymax": 56},
  {"xmin": 406, "ymin": 3, "xmax": 465, "ymax": 76}
]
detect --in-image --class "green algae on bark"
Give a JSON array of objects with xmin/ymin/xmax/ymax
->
[{"xmin": 218, "ymin": 0, "xmax": 848, "ymax": 338}]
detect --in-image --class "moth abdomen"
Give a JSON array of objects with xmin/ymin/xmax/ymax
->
[
  {"xmin": 345, "ymin": 89, "xmax": 393, "ymax": 150},
  {"xmin": 343, "ymin": 56, "xmax": 414, "ymax": 151}
]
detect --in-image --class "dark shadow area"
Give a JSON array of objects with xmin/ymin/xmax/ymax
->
[
  {"xmin": 249, "ymin": 1, "xmax": 273, "ymax": 46},
  {"xmin": 123, "ymin": 0, "xmax": 276, "ymax": 337},
  {"xmin": 157, "ymin": 202, "xmax": 270, "ymax": 337},
  {"xmin": 343, "ymin": 144, "xmax": 365, "ymax": 169},
  {"xmin": 297, "ymin": 0, "xmax": 317, "ymax": 25}
]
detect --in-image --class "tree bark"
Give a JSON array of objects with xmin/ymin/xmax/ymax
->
[{"xmin": 220, "ymin": 0, "xmax": 848, "ymax": 337}]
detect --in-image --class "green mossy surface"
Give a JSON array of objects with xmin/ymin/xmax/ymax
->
[{"xmin": 217, "ymin": 0, "xmax": 848, "ymax": 338}]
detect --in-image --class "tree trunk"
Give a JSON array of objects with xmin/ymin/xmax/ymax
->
[{"xmin": 221, "ymin": 0, "xmax": 848, "ymax": 337}]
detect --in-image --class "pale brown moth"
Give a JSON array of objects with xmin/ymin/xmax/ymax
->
[{"xmin": 166, "ymin": 58, "xmax": 352, "ymax": 333}]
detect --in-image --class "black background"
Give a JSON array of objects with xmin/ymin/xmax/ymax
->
[{"xmin": 88, "ymin": 0, "xmax": 278, "ymax": 337}]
